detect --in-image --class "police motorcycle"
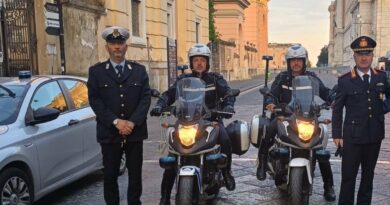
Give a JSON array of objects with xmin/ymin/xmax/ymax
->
[
  {"xmin": 251, "ymin": 75, "xmax": 331, "ymax": 205},
  {"xmin": 155, "ymin": 77, "xmax": 249, "ymax": 205}
]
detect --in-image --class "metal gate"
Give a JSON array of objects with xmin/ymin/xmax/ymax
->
[{"xmin": 0, "ymin": 0, "xmax": 37, "ymax": 76}]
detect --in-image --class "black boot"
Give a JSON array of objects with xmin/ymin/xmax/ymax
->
[
  {"xmin": 222, "ymin": 156, "xmax": 235, "ymax": 191},
  {"xmin": 256, "ymin": 154, "xmax": 267, "ymax": 181},
  {"xmin": 324, "ymin": 185, "xmax": 336, "ymax": 201},
  {"xmin": 319, "ymin": 161, "xmax": 336, "ymax": 201},
  {"xmin": 159, "ymin": 169, "xmax": 176, "ymax": 205}
]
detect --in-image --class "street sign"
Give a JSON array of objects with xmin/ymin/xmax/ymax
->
[
  {"xmin": 45, "ymin": 19, "xmax": 60, "ymax": 28},
  {"xmin": 45, "ymin": 2, "xmax": 59, "ymax": 12},
  {"xmin": 44, "ymin": 2, "xmax": 60, "ymax": 36},
  {"xmin": 45, "ymin": 10, "xmax": 59, "ymax": 20}
]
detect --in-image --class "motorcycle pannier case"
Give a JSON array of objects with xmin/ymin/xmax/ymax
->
[
  {"xmin": 250, "ymin": 114, "xmax": 270, "ymax": 148},
  {"xmin": 226, "ymin": 120, "xmax": 250, "ymax": 155}
]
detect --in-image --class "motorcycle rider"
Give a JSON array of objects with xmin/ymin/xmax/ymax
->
[
  {"xmin": 150, "ymin": 43, "xmax": 236, "ymax": 205},
  {"xmin": 256, "ymin": 44, "xmax": 336, "ymax": 201}
]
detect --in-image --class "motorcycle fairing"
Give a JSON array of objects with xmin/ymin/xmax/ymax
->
[{"xmin": 169, "ymin": 124, "xmax": 219, "ymax": 155}]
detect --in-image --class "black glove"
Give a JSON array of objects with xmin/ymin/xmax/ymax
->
[
  {"xmin": 222, "ymin": 105, "xmax": 235, "ymax": 119},
  {"xmin": 335, "ymin": 145, "xmax": 343, "ymax": 157},
  {"xmin": 150, "ymin": 106, "xmax": 163, "ymax": 116}
]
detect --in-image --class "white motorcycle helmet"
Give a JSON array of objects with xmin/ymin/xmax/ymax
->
[
  {"xmin": 188, "ymin": 43, "xmax": 211, "ymax": 74},
  {"xmin": 285, "ymin": 44, "xmax": 308, "ymax": 72}
]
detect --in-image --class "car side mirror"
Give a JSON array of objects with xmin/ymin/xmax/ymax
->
[{"xmin": 27, "ymin": 107, "xmax": 60, "ymax": 126}]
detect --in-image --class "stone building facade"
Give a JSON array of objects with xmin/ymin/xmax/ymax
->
[
  {"xmin": 0, "ymin": 0, "xmax": 209, "ymax": 91},
  {"xmin": 268, "ymin": 43, "xmax": 292, "ymax": 70},
  {"xmin": 213, "ymin": 0, "xmax": 270, "ymax": 80},
  {"xmin": 328, "ymin": 0, "xmax": 390, "ymax": 68}
]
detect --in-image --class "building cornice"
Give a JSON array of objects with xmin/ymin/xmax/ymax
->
[
  {"xmin": 214, "ymin": 0, "xmax": 251, "ymax": 9},
  {"xmin": 61, "ymin": 0, "xmax": 106, "ymax": 15}
]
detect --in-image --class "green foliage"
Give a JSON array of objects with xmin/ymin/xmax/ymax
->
[
  {"xmin": 316, "ymin": 46, "xmax": 328, "ymax": 67},
  {"xmin": 209, "ymin": 0, "xmax": 219, "ymax": 41}
]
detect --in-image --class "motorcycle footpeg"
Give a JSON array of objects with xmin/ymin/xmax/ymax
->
[{"xmin": 159, "ymin": 156, "xmax": 177, "ymax": 169}]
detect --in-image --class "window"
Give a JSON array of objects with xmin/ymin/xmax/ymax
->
[
  {"xmin": 62, "ymin": 80, "xmax": 89, "ymax": 109},
  {"xmin": 130, "ymin": 0, "xmax": 146, "ymax": 45},
  {"xmin": 131, "ymin": 0, "xmax": 141, "ymax": 37},
  {"xmin": 31, "ymin": 81, "xmax": 68, "ymax": 113},
  {"xmin": 196, "ymin": 22, "xmax": 200, "ymax": 43},
  {"xmin": 167, "ymin": 0, "xmax": 176, "ymax": 39}
]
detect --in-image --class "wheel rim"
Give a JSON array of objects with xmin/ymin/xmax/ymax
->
[{"xmin": 2, "ymin": 176, "xmax": 31, "ymax": 205}]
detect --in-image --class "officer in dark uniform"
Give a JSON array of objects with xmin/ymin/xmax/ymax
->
[
  {"xmin": 256, "ymin": 44, "xmax": 336, "ymax": 201},
  {"xmin": 87, "ymin": 26, "xmax": 151, "ymax": 205},
  {"xmin": 332, "ymin": 36, "xmax": 390, "ymax": 205},
  {"xmin": 150, "ymin": 43, "xmax": 236, "ymax": 205}
]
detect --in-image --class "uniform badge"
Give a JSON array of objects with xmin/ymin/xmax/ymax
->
[
  {"xmin": 359, "ymin": 38, "xmax": 368, "ymax": 48},
  {"xmin": 127, "ymin": 64, "xmax": 132, "ymax": 70},
  {"xmin": 106, "ymin": 63, "xmax": 110, "ymax": 69},
  {"xmin": 113, "ymin": 29, "xmax": 120, "ymax": 38}
]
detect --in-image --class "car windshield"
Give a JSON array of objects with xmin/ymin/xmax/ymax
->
[{"xmin": 0, "ymin": 85, "xmax": 28, "ymax": 125}]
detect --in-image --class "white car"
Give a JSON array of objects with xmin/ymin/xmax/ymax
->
[{"xmin": 0, "ymin": 71, "xmax": 124, "ymax": 204}]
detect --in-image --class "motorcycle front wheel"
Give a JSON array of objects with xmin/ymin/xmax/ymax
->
[
  {"xmin": 176, "ymin": 176, "xmax": 195, "ymax": 205},
  {"xmin": 289, "ymin": 167, "xmax": 309, "ymax": 205}
]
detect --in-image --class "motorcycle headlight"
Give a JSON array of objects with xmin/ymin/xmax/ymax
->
[
  {"xmin": 296, "ymin": 119, "xmax": 315, "ymax": 142},
  {"xmin": 178, "ymin": 124, "xmax": 198, "ymax": 147}
]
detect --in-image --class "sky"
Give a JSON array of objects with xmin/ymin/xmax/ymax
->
[{"xmin": 268, "ymin": 0, "xmax": 333, "ymax": 65}]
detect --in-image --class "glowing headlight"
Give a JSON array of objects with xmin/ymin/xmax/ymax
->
[
  {"xmin": 178, "ymin": 124, "xmax": 198, "ymax": 147},
  {"xmin": 296, "ymin": 119, "xmax": 315, "ymax": 142}
]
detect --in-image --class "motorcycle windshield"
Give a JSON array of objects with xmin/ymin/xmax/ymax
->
[
  {"xmin": 176, "ymin": 77, "xmax": 206, "ymax": 123},
  {"xmin": 290, "ymin": 76, "xmax": 319, "ymax": 118}
]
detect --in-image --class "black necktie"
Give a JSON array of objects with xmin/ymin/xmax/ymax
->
[
  {"xmin": 115, "ymin": 65, "xmax": 123, "ymax": 77},
  {"xmin": 363, "ymin": 74, "xmax": 369, "ymax": 88}
]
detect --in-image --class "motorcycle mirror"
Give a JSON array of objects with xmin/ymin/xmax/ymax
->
[
  {"xmin": 151, "ymin": 89, "xmax": 160, "ymax": 98},
  {"xmin": 176, "ymin": 64, "xmax": 189, "ymax": 71},
  {"xmin": 227, "ymin": 89, "xmax": 240, "ymax": 97}
]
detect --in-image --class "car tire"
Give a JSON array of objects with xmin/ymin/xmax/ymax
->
[{"xmin": 0, "ymin": 167, "xmax": 34, "ymax": 205}]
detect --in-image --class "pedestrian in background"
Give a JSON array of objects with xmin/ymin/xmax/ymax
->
[
  {"xmin": 87, "ymin": 26, "xmax": 151, "ymax": 205},
  {"xmin": 332, "ymin": 35, "xmax": 390, "ymax": 205}
]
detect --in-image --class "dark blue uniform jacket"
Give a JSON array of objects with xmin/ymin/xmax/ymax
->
[{"xmin": 87, "ymin": 60, "xmax": 151, "ymax": 143}]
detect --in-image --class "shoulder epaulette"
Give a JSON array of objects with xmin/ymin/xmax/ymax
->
[
  {"xmin": 338, "ymin": 69, "xmax": 352, "ymax": 78},
  {"xmin": 91, "ymin": 61, "xmax": 103, "ymax": 67},
  {"xmin": 374, "ymin": 68, "xmax": 384, "ymax": 74},
  {"xmin": 127, "ymin": 60, "xmax": 143, "ymax": 66}
]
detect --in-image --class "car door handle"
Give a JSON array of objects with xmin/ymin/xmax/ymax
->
[{"xmin": 68, "ymin": 119, "xmax": 80, "ymax": 126}]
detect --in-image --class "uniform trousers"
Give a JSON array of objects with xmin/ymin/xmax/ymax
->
[
  {"xmin": 339, "ymin": 141, "xmax": 381, "ymax": 205},
  {"xmin": 101, "ymin": 141, "xmax": 143, "ymax": 205}
]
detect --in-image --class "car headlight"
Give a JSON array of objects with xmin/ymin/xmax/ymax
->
[
  {"xmin": 296, "ymin": 119, "xmax": 315, "ymax": 142},
  {"xmin": 178, "ymin": 124, "xmax": 198, "ymax": 147}
]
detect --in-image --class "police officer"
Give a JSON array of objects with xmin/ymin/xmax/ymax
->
[
  {"xmin": 150, "ymin": 43, "xmax": 236, "ymax": 205},
  {"xmin": 332, "ymin": 36, "xmax": 390, "ymax": 205},
  {"xmin": 87, "ymin": 26, "xmax": 151, "ymax": 205},
  {"xmin": 256, "ymin": 44, "xmax": 336, "ymax": 201}
]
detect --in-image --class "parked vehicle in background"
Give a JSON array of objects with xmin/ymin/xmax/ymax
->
[{"xmin": 0, "ymin": 71, "xmax": 124, "ymax": 204}]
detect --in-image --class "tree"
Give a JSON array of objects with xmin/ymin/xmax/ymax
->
[
  {"xmin": 209, "ymin": 0, "xmax": 219, "ymax": 41},
  {"xmin": 316, "ymin": 46, "xmax": 328, "ymax": 67}
]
